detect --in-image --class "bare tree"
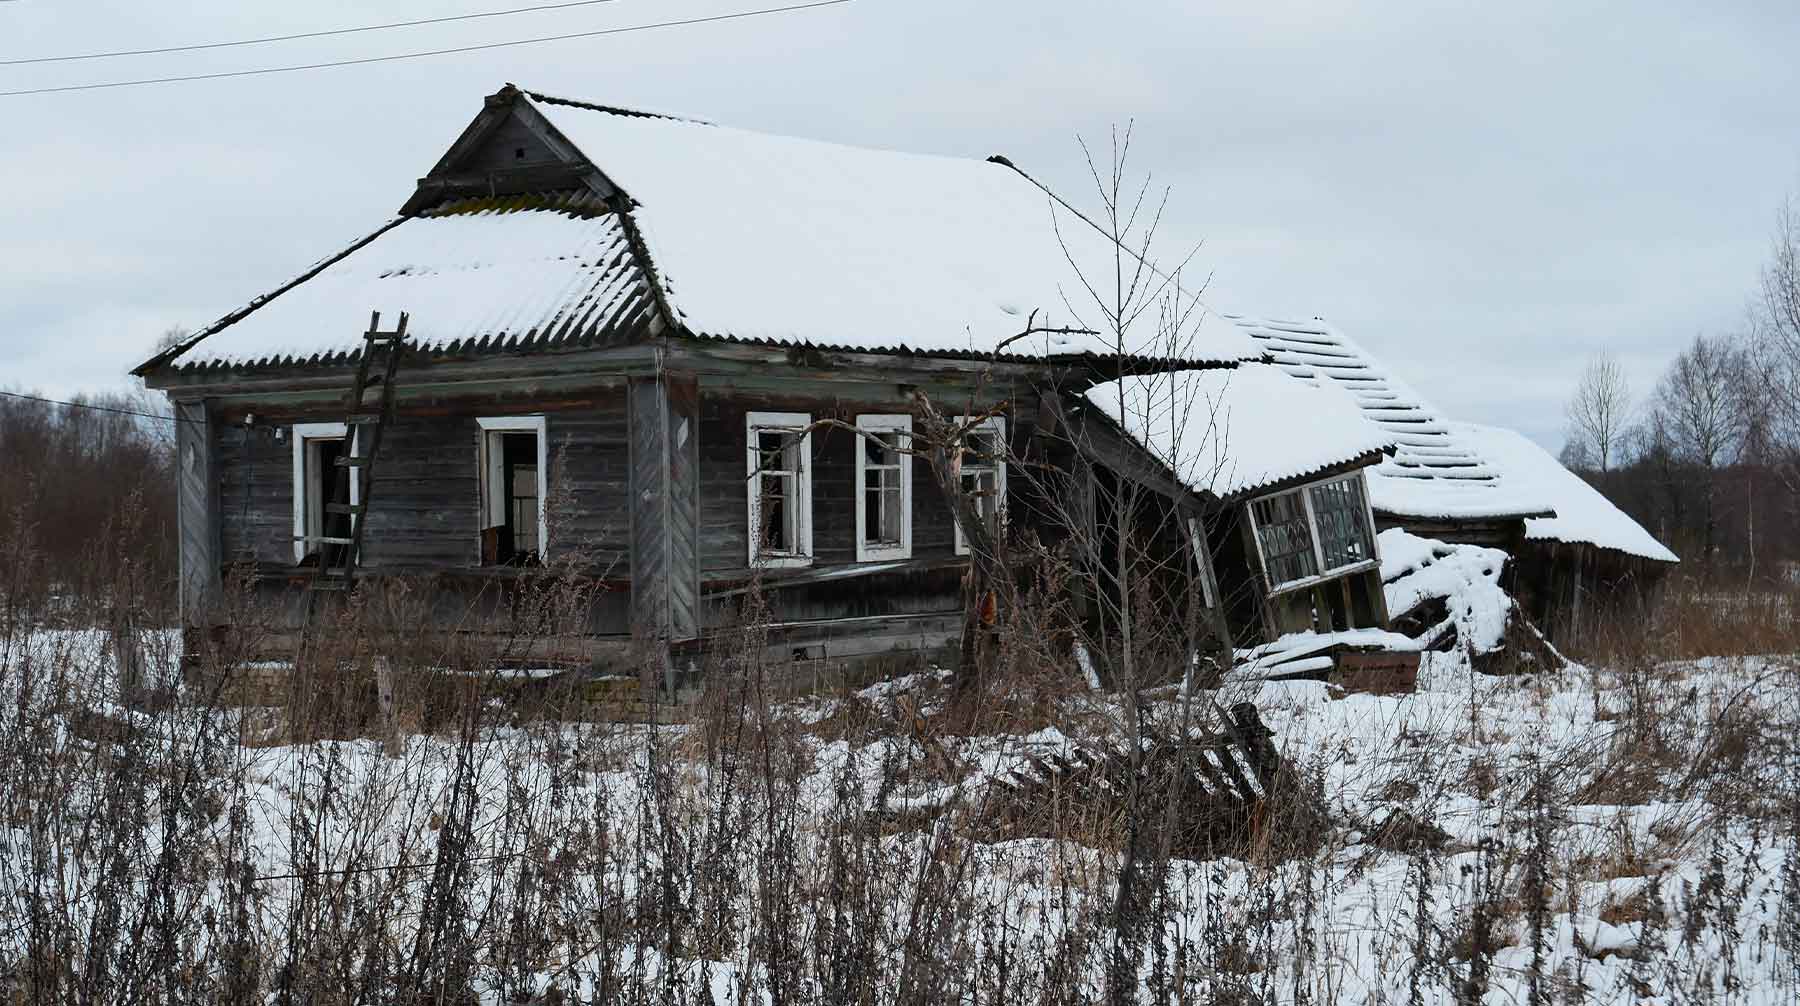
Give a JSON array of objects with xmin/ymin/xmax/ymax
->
[
  {"xmin": 1651, "ymin": 334, "xmax": 1747, "ymax": 566},
  {"xmin": 1564, "ymin": 352, "xmax": 1632, "ymax": 473},
  {"xmin": 1754, "ymin": 194, "xmax": 1800, "ymax": 492}
]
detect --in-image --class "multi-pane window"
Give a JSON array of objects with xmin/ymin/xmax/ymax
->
[
  {"xmin": 746, "ymin": 412, "xmax": 813, "ymax": 566},
  {"xmin": 1308, "ymin": 475, "xmax": 1375, "ymax": 570},
  {"xmin": 953, "ymin": 417, "xmax": 1007, "ymax": 556},
  {"xmin": 1248, "ymin": 472, "xmax": 1378, "ymax": 591},
  {"xmin": 1249, "ymin": 490, "xmax": 1319, "ymax": 587},
  {"xmin": 855, "ymin": 414, "xmax": 912, "ymax": 561}
]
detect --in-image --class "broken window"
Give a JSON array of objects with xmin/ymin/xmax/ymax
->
[
  {"xmin": 746, "ymin": 412, "xmax": 812, "ymax": 566},
  {"xmin": 856, "ymin": 414, "xmax": 912, "ymax": 561},
  {"xmin": 291, "ymin": 422, "xmax": 357, "ymax": 567},
  {"xmin": 1309, "ymin": 474, "xmax": 1375, "ymax": 570},
  {"xmin": 478, "ymin": 416, "xmax": 546, "ymax": 565},
  {"xmin": 1250, "ymin": 489, "xmax": 1318, "ymax": 587},
  {"xmin": 953, "ymin": 417, "xmax": 1007, "ymax": 556},
  {"xmin": 1248, "ymin": 471, "xmax": 1379, "ymax": 591}
]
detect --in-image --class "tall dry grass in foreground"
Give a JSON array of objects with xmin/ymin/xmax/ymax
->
[{"xmin": 1, "ymin": 503, "xmax": 1797, "ymax": 1004}]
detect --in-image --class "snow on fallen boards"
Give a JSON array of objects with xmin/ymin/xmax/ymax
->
[
  {"xmin": 1379, "ymin": 526, "xmax": 1512, "ymax": 653},
  {"xmin": 1379, "ymin": 526, "xmax": 1569, "ymax": 674},
  {"xmin": 1232, "ymin": 628, "xmax": 1424, "ymax": 695},
  {"xmin": 978, "ymin": 704, "xmax": 1315, "ymax": 859}
]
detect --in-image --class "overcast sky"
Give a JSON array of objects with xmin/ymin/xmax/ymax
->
[{"xmin": 3, "ymin": 0, "xmax": 1796, "ymax": 449}]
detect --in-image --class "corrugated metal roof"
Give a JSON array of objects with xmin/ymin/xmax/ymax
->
[
  {"xmin": 160, "ymin": 198, "xmax": 659, "ymax": 371},
  {"xmin": 141, "ymin": 86, "xmax": 1263, "ymax": 375},
  {"xmin": 1455, "ymin": 423, "xmax": 1678, "ymax": 562},
  {"xmin": 1229, "ymin": 315, "xmax": 1555, "ymax": 521},
  {"xmin": 1084, "ymin": 364, "xmax": 1395, "ymax": 500},
  {"xmin": 523, "ymin": 89, "xmax": 1261, "ymax": 365}
]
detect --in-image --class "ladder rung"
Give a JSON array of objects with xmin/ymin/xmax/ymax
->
[
  {"xmin": 323, "ymin": 502, "xmax": 363, "ymax": 516},
  {"xmin": 335, "ymin": 456, "xmax": 369, "ymax": 468},
  {"xmin": 295, "ymin": 535, "xmax": 355, "ymax": 545},
  {"xmin": 308, "ymin": 580, "xmax": 352, "ymax": 591},
  {"xmin": 365, "ymin": 331, "xmax": 405, "ymax": 343}
]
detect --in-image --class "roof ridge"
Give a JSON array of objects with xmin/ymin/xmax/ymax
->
[{"xmin": 512, "ymin": 84, "xmax": 714, "ymax": 126}]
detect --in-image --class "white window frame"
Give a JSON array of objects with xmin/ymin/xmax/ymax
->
[
  {"xmin": 854, "ymin": 414, "xmax": 913, "ymax": 562},
  {"xmin": 1245, "ymin": 470, "xmax": 1379, "ymax": 595},
  {"xmin": 745, "ymin": 411, "xmax": 813, "ymax": 568},
  {"xmin": 953, "ymin": 417, "xmax": 1008, "ymax": 557},
  {"xmin": 476, "ymin": 415, "xmax": 549, "ymax": 562},
  {"xmin": 291, "ymin": 422, "xmax": 359, "ymax": 564}
]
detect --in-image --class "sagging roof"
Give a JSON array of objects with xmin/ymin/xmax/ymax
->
[
  {"xmin": 1082, "ymin": 363, "xmax": 1395, "ymax": 501},
  {"xmin": 137, "ymin": 85, "xmax": 1262, "ymax": 376},
  {"xmin": 1452, "ymin": 423, "xmax": 1679, "ymax": 563},
  {"xmin": 1229, "ymin": 315, "xmax": 1554, "ymax": 522}
]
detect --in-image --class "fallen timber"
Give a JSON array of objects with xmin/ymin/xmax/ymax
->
[{"xmin": 979, "ymin": 703, "xmax": 1321, "ymax": 859}]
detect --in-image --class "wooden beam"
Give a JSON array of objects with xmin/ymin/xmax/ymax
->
[
  {"xmin": 628, "ymin": 373, "xmax": 701, "ymax": 651},
  {"xmin": 175, "ymin": 400, "xmax": 221, "ymax": 626}
]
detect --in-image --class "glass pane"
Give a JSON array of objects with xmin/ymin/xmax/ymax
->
[
  {"xmin": 864, "ymin": 486, "xmax": 902, "ymax": 545},
  {"xmin": 1252, "ymin": 490, "xmax": 1318, "ymax": 586},
  {"xmin": 513, "ymin": 497, "xmax": 539, "ymax": 552},
  {"xmin": 865, "ymin": 431, "xmax": 901, "ymax": 468},
  {"xmin": 1309, "ymin": 476, "xmax": 1374, "ymax": 570},
  {"xmin": 881, "ymin": 487, "xmax": 902, "ymax": 543},
  {"xmin": 961, "ymin": 431, "xmax": 998, "ymax": 468}
]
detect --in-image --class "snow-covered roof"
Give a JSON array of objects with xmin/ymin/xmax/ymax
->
[
  {"xmin": 1082, "ymin": 363, "xmax": 1394, "ymax": 500},
  {"xmin": 149, "ymin": 194, "xmax": 659, "ymax": 370},
  {"xmin": 144, "ymin": 87, "xmax": 1262, "ymax": 373},
  {"xmin": 1452, "ymin": 423, "xmax": 1678, "ymax": 563},
  {"xmin": 1229, "ymin": 315, "xmax": 1553, "ymax": 521}
]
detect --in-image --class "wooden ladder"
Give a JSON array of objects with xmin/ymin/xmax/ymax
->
[{"xmin": 298, "ymin": 311, "xmax": 408, "ymax": 616}]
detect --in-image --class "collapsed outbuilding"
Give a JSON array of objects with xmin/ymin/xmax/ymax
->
[{"xmin": 1228, "ymin": 315, "xmax": 1677, "ymax": 643}]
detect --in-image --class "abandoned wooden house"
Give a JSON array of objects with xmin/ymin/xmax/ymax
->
[
  {"xmin": 140, "ymin": 83, "xmax": 1431, "ymax": 679},
  {"xmin": 1228, "ymin": 315, "xmax": 1678, "ymax": 641}
]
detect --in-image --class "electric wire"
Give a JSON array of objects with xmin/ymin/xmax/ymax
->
[
  {"xmin": 0, "ymin": 387, "xmax": 190, "ymax": 424},
  {"xmin": 0, "ymin": 0, "xmax": 852, "ymax": 97},
  {"xmin": 0, "ymin": 0, "xmax": 634, "ymax": 66}
]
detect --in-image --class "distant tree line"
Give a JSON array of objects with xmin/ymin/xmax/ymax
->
[
  {"xmin": 0, "ymin": 387, "xmax": 177, "ymax": 619},
  {"xmin": 1562, "ymin": 193, "xmax": 1800, "ymax": 585}
]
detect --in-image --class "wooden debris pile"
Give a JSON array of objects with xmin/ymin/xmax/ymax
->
[{"xmin": 980, "ymin": 703, "xmax": 1320, "ymax": 859}]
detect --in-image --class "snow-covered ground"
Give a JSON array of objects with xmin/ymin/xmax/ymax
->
[{"xmin": 0, "ymin": 624, "xmax": 1794, "ymax": 1003}]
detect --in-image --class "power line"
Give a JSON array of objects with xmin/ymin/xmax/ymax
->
[
  {"xmin": 1, "ymin": 0, "xmax": 634, "ymax": 66},
  {"xmin": 0, "ymin": 388, "xmax": 191, "ymax": 424},
  {"xmin": 0, "ymin": 0, "xmax": 852, "ymax": 97}
]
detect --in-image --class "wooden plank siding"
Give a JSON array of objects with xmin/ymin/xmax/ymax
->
[
  {"xmin": 627, "ymin": 374, "xmax": 701, "ymax": 645},
  {"xmin": 695, "ymin": 391, "xmax": 966, "ymax": 579},
  {"xmin": 213, "ymin": 401, "xmax": 630, "ymax": 572}
]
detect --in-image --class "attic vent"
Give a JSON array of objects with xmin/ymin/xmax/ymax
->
[{"xmin": 514, "ymin": 146, "xmax": 527, "ymax": 160}]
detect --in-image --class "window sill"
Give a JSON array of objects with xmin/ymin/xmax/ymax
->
[
  {"xmin": 856, "ymin": 547, "xmax": 911, "ymax": 563},
  {"xmin": 753, "ymin": 555, "xmax": 814, "ymax": 570},
  {"xmin": 1264, "ymin": 558, "xmax": 1379, "ymax": 598}
]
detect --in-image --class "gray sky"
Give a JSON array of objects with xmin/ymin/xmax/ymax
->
[{"xmin": 4, "ymin": 0, "xmax": 1796, "ymax": 449}]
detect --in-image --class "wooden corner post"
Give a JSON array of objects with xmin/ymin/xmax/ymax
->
[
  {"xmin": 175, "ymin": 398, "xmax": 222, "ymax": 629},
  {"xmin": 628, "ymin": 371, "xmax": 701, "ymax": 694}
]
